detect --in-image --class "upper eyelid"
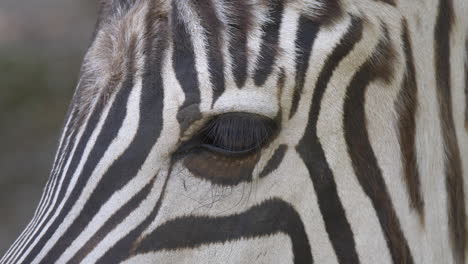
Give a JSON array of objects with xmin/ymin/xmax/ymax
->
[
  {"xmin": 195, "ymin": 113, "xmax": 277, "ymax": 146},
  {"xmin": 180, "ymin": 111, "xmax": 275, "ymax": 142}
]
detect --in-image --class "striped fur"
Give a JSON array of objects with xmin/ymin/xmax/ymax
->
[{"xmin": 1, "ymin": 0, "xmax": 468, "ymax": 263}]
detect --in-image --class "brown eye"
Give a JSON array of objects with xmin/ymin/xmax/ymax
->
[{"xmin": 199, "ymin": 113, "xmax": 277, "ymax": 156}]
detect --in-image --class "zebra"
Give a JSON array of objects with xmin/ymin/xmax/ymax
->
[{"xmin": 1, "ymin": 0, "xmax": 468, "ymax": 263}]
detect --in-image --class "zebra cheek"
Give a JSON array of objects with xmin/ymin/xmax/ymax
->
[{"xmin": 183, "ymin": 151, "xmax": 260, "ymax": 186}]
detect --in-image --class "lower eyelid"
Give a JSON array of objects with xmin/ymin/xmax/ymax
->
[
  {"xmin": 199, "ymin": 143, "xmax": 259, "ymax": 157},
  {"xmin": 183, "ymin": 149, "xmax": 261, "ymax": 186}
]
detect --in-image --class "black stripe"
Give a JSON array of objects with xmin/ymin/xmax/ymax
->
[
  {"xmin": 434, "ymin": 0, "xmax": 466, "ymax": 262},
  {"xmin": 396, "ymin": 19, "xmax": 424, "ymax": 221},
  {"xmin": 228, "ymin": 0, "xmax": 251, "ymax": 88},
  {"xmin": 96, "ymin": 166, "xmax": 171, "ymax": 263},
  {"xmin": 253, "ymin": 0, "xmax": 284, "ymax": 86},
  {"xmin": 289, "ymin": 16, "xmax": 320, "ymax": 119},
  {"xmin": 259, "ymin": 144, "xmax": 288, "ymax": 178},
  {"xmin": 133, "ymin": 198, "xmax": 313, "ymax": 264},
  {"xmin": 173, "ymin": 2, "xmax": 202, "ymax": 133},
  {"xmin": 296, "ymin": 17, "xmax": 363, "ymax": 264},
  {"xmin": 67, "ymin": 177, "xmax": 155, "ymax": 263},
  {"xmin": 193, "ymin": 0, "xmax": 226, "ymax": 105},
  {"xmin": 343, "ymin": 30, "xmax": 414, "ymax": 264}
]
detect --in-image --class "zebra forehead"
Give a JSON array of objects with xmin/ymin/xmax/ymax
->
[
  {"xmin": 96, "ymin": 0, "xmax": 342, "ymax": 29},
  {"xmin": 72, "ymin": 0, "xmax": 342, "ymax": 127}
]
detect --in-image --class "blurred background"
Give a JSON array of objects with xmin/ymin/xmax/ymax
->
[{"xmin": 0, "ymin": 0, "xmax": 98, "ymax": 254}]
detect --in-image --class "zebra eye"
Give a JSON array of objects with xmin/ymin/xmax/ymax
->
[
  {"xmin": 198, "ymin": 113, "xmax": 277, "ymax": 156},
  {"xmin": 177, "ymin": 113, "xmax": 278, "ymax": 186}
]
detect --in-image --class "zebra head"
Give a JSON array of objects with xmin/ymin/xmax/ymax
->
[{"xmin": 2, "ymin": 0, "xmax": 468, "ymax": 263}]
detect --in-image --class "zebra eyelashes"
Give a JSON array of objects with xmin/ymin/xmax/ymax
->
[
  {"xmin": 198, "ymin": 112, "xmax": 278, "ymax": 156},
  {"xmin": 175, "ymin": 112, "xmax": 278, "ymax": 157},
  {"xmin": 174, "ymin": 113, "xmax": 278, "ymax": 185}
]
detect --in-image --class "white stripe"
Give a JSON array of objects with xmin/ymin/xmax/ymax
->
[
  {"xmin": 317, "ymin": 16, "xmax": 392, "ymax": 264},
  {"xmin": 176, "ymin": 1, "xmax": 213, "ymax": 112},
  {"xmin": 32, "ymin": 79, "xmax": 142, "ymax": 263},
  {"xmin": 121, "ymin": 234, "xmax": 293, "ymax": 264}
]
